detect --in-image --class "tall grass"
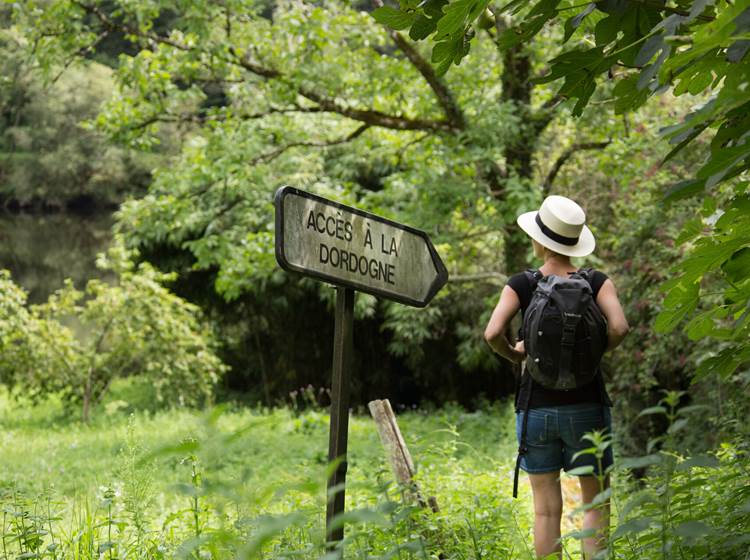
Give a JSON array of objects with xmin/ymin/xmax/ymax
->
[{"xmin": 1, "ymin": 388, "xmax": 748, "ymax": 558}]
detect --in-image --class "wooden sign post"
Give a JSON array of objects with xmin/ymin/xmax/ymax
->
[{"xmin": 274, "ymin": 186, "xmax": 448, "ymax": 552}]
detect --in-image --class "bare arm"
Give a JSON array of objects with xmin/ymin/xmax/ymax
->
[
  {"xmin": 484, "ymin": 285, "xmax": 525, "ymax": 364},
  {"xmin": 596, "ymin": 278, "xmax": 630, "ymax": 351}
]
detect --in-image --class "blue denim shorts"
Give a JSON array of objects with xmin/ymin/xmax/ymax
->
[{"xmin": 516, "ymin": 403, "xmax": 613, "ymax": 474}]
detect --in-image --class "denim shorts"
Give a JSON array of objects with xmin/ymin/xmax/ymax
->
[{"xmin": 516, "ymin": 403, "xmax": 613, "ymax": 474}]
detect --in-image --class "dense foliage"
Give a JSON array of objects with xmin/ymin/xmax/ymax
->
[
  {"xmin": 1, "ymin": 1, "xmax": 749, "ymax": 557},
  {"xmin": 7, "ymin": 0, "xmax": 711, "ymax": 414},
  {"xmin": 0, "ymin": 247, "xmax": 226, "ymax": 420},
  {"xmin": 0, "ymin": 28, "xmax": 153, "ymax": 209},
  {"xmin": 378, "ymin": 0, "xmax": 750, "ymax": 437}
]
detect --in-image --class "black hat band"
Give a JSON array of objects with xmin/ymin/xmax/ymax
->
[{"xmin": 535, "ymin": 213, "xmax": 579, "ymax": 246}]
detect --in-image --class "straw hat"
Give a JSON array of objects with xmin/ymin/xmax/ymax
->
[{"xmin": 516, "ymin": 195, "xmax": 595, "ymax": 257}]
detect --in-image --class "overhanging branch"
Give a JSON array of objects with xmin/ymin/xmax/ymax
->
[
  {"xmin": 372, "ymin": 0, "xmax": 465, "ymax": 131},
  {"xmin": 249, "ymin": 124, "xmax": 370, "ymax": 166},
  {"xmin": 125, "ymin": 104, "xmax": 326, "ymax": 131},
  {"xmin": 449, "ymin": 272, "xmax": 507, "ymax": 284},
  {"xmin": 543, "ymin": 140, "xmax": 611, "ymax": 195},
  {"xmin": 73, "ymin": 1, "xmax": 452, "ymax": 134}
]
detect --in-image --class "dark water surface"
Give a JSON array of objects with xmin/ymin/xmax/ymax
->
[{"xmin": 0, "ymin": 211, "xmax": 113, "ymax": 303}]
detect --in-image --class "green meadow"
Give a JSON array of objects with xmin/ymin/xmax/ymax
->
[{"xmin": 2, "ymin": 384, "xmax": 748, "ymax": 559}]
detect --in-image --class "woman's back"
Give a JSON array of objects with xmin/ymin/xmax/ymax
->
[{"xmin": 483, "ymin": 195, "xmax": 629, "ymax": 559}]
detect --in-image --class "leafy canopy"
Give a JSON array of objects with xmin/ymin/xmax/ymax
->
[{"xmin": 377, "ymin": 0, "xmax": 750, "ymax": 380}]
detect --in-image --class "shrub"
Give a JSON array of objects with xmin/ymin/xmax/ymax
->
[{"xmin": 0, "ymin": 245, "xmax": 227, "ymax": 420}]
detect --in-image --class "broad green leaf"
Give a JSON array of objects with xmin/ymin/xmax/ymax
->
[
  {"xmin": 667, "ymin": 417, "xmax": 688, "ymax": 434},
  {"xmin": 410, "ymin": 14, "xmax": 438, "ymax": 40},
  {"xmin": 619, "ymin": 454, "xmax": 662, "ymax": 470},
  {"xmin": 613, "ymin": 75, "xmax": 648, "ymax": 114},
  {"xmin": 497, "ymin": 0, "xmax": 560, "ymax": 49},
  {"xmin": 676, "ymin": 404, "xmax": 711, "ymax": 415},
  {"xmin": 432, "ymin": 39, "xmax": 456, "ymax": 62},
  {"xmin": 566, "ymin": 465, "xmax": 595, "ymax": 476},
  {"xmin": 675, "ymin": 217, "xmax": 703, "ymax": 245},
  {"xmin": 563, "ymin": 3, "xmax": 596, "ymax": 43},
  {"xmin": 592, "ymin": 487, "xmax": 612, "ymax": 506},
  {"xmin": 424, "ymin": 0, "xmax": 449, "ymax": 19},
  {"xmin": 673, "ymin": 520, "xmax": 717, "ymax": 537},
  {"xmin": 372, "ymin": 6, "xmax": 417, "ymax": 31},
  {"xmin": 594, "ymin": 15, "xmax": 621, "ymax": 46},
  {"xmin": 436, "ymin": 0, "xmax": 484, "ymax": 38},
  {"xmin": 612, "ymin": 517, "xmax": 653, "ymax": 539},
  {"xmin": 685, "ymin": 310, "xmax": 715, "ymax": 340},
  {"xmin": 695, "ymin": 348, "xmax": 745, "ymax": 379},
  {"xmin": 563, "ymin": 527, "xmax": 597, "ymax": 539},
  {"xmin": 675, "ymin": 454, "xmax": 721, "ymax": 471},
  {"xmin": 726, "ymin": 39, "xmax": 750, "ymax": 62},
  {"xmin": 722, "ymin": 247, "xmax": 750, "ymax": 283},
  {"xmin": 495, "ymin": 0, "xmax": 529, "ymax": 16}
]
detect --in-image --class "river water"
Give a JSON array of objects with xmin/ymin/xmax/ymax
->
[{"xmin": 0, "ymin": 211, "xmax": 113, "ymax": 303}]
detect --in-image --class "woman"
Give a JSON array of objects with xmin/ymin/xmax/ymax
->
[{"xmin": 484, "ymin": 195, "xmax": 629, "ymax": 559}]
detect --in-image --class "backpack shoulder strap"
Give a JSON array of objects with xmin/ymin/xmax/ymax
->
[
  {"xmin": 524, "ymin": 268, "xmax": 543, "ymax": 289},
  {"xmin": 575, "ymin": 267, "xmax": 595, "ymax": 281}
]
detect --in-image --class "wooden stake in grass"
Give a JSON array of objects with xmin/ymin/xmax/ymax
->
[{"xmin": 367, "ymin": 399, "xmax": 439, "ymax": 513}]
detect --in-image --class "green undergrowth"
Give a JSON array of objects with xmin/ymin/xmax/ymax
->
[{"xmin": 0, "ymin": 386, "xmax": 748, "ymax": 559}]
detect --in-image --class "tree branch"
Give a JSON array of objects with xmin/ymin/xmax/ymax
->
[
  {"xmin": 288, "ymin": 86, "xmax": 453, "ymax": 132},
  {"xmin": 250, "ymin": 124, "xmax": 370, "ymax": 166},
  {"xmin": 125, "ymin": 104, "xmax": 326, "ymax": 131},
  {"xmin": 371, "ymin": 0, "xmax": 466, "ymax": 131},
  {"xmin": 543, "ymin": 140, "xmax": 611, "ymax": 195},
  {"xmin": 72, "ymin": 2, "xmax": 452, "ymax": 133},
  {"xmin": 449, "ymin": 272, "xmax": 508, "ymax": 284},
  {"xmin": 188, "ymin": 125, "xmax": 372, "ymax": 235}
]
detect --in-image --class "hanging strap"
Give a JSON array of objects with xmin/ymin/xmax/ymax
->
[
  {"xmin": 596, "ymin": 369, "xmax": 613, "ymax": 407},
  {"xmin": 513, "ymin": 269, "xmax": 541, "ymax": 498},
  {"xmin": 513, "ymin": 376, "xmax": 533, "ymax": 498}
]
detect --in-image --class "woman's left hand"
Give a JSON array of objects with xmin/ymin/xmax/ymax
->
[{"xmin": 513, "ymin": 340, "xmax": 525, "ymax": 363}]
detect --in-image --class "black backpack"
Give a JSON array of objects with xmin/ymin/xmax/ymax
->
[{"xmin": 522, "ymin": 268, "xmax": 608, "ymax": 390}]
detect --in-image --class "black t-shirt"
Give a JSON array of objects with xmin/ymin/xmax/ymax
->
[{"xmin": 507, "ymin": 269, "xmax": 611, "ymax": 409}]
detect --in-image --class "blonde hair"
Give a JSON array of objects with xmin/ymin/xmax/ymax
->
[
  {"xmin": 532, "ymin": 239, "xmax": 569, "ymax": 261},
  {"xmin": 544, "ymin": 246, "xmax": 565, "ymax": 259}
]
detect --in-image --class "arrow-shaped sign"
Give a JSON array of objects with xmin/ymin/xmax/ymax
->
[{"xmin": 274, "ymin": 186, "xmax": 448, "ymax": 307}]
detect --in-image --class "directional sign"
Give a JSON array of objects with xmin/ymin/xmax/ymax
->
[
  {"xmin": 274, "ymin": 186, "xmax": 448, "ymax": 307},
  {"xmin": 273, "ymin": 185, "xmax": 449, "ymax": 552}
]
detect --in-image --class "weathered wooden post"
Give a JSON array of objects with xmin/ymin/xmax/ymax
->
[
  {"xmin": 368, "ymin": 398, "xmax": 439, "ymax": 513},
  {"xmin": 274, "ymin": 185, "xmax": 448, "ymax": 553},
  {"xmin": 326, "ymin": 286, "xmax": 354, "ymax": 545}
]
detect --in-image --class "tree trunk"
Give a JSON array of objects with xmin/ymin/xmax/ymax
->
[
  {"xmin": 487, "ymin": 44, "xmax": 554, "ymax": 273},
  {"xmin": 82, "ymin": 376, "xmax": 92, "ymax": 423},
  {"xmin": 253, "ymin": 330, "xmax": 272, "ymax": 407}
]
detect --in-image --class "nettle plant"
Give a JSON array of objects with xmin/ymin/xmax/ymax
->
[
  {"xmin": 561, "ymin": 392, "xmax": 749, "ymax": 558},
  {"xmin": 0, "ymin": 246, "xmax": 227, "ymax": 421},
  {"xmin": 608, "ymin": 391, "xmax": 750, "ymax": 558}
]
